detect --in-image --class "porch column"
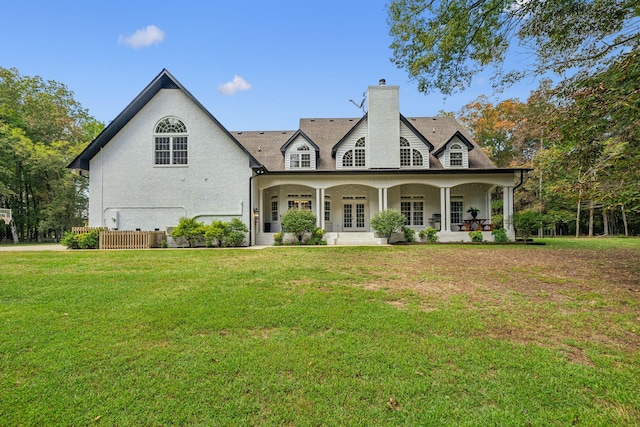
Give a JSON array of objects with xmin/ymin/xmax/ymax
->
[
  {"xmin": 316, "ymin": 187, "xmax": 322, "ymax": 227},
  {"xmin": 440, "ymin": 187, "xmax": 446, "ymax": 231},
  {"xmin": 258, "ymin": 187, "xmax": 264, "ymax": 236},
  {"xmin": 383, "ymin": 188, "xmax": 388, "ymax": 211},
  {"xmin": 378, "ymin": 187, "xmax": 384, "ymax": 212},
  {"xmin": 444, "ymin": 187, "xmax": 451, "ymax": 232},
  {"xmin": 319, "ymin": 188, "xmax": 325, "ymax": 228},
  {"xmin": 503, "ymin": 186, "xmax": 514, "ymax": 232}
]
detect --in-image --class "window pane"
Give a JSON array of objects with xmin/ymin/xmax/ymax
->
[
  {"xmin": 356, "ymin": 204, "xmax": 365, "ymax": 228},
  {"xmin": 342, "ymin": 150, "xmax": 353, "ymax": 167},
  {"xmin": 324, "ymin": 201, "xmax": 330, "ymax": 221},
  {"xmin": 354, "ymin": 149, "xmax": 365, "ymax": 167},
  {"xmin": 271, "ymin": 201, "xmax": 278, "ymax": 221},
  {"xmin": 401, "ymin": 201, "xmax": 411, "ymax": 225},
  {"xmin": 413, "ymin": 202, "xmax": 424, "ymax": 226},
  {"xmin": 413, "ymin": 150, "xmax": 423, "ymax": 166},
  {"xmin": 451, "ymin": 201, "xmax": 463, "ymax": 223},
  {"xmin": 301, "ymin": 153, "xmax": 311, "ymax": 168},
  {"xmin": 400, "ymin": 148, "xmax": 411, "ymax": 166},
  {"xmin": 290, "ymin": 153, "xmax": 300, "ymax": 168}
]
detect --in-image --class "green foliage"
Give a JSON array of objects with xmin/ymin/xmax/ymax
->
[
  {"xmin": 370, "ymin": 209, "xmax": 406, "ymax": 240},
  {"xmin": 306, "ymin": 227, "xmax": 327, "ymax": 245},
  {"xmin": 172, "ymin": 217, "xmax": 248, "ymax": 248},
  {"xmin": 387, "ymin": 0, "xmax": 639, "ymax": 95},
  {"xmin": 491, "ymin": 227, "xmax": 510, "ymax": 243},
  {"xmin": 402, "ymin": 226, "xmax": 415, "ymax": 242},
  {"xmin": 171, "ymin": 217, "xmax": 206, "ymax": 247},
  {"xmin": 280, "ymin": 209, "xmax": 317, "ymax": 243},
  {"xmin": 513, "ymin": 211, "xmax": 544, "ymax": 241},
  {"xmin": 273, "ymin": 232, "xmax": 284, "ymax": 246},
  {"xmin": 419, "ymin": 227, "xmax": 439, "ymax": 243},
  {"xmin": 469, "ymin": 230, "xmax": 484, "ymax": 243},
  {"xmin": 0, "ymin": 67, "xmax": 103, "ymax": 241},
  {"xmin": 61, "ymin": 228, "xmax": 101, "ymax": 249}
]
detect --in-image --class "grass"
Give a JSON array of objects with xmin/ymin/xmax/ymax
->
[{"xmin": 1, "ymin": 238, "xmax": 639, "ymax": 426}]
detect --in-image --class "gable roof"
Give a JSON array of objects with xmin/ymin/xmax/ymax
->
[
  {"xmin": 279, "ymin": 129, "xmax": 320, "ymax": 157},
  {"xmin": 432, "ymin": 130, "xmax": 475, "ymax": 156},
  {"xmin": 68, "ymin": 69, "xmax": 261, "ymax": 171}
]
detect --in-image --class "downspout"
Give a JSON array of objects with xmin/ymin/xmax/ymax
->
[{"xmin": 249, "ymin": 174, "xmax": 254, "ymax": 247}]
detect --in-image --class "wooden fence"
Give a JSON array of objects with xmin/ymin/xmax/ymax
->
[
  {"xmin": 99, "ymin": 230, "xmax": 166, "ymax": 249},
  {"xmin": 72, "ymin": 226, "xmax": 102, "ymax": 234}
]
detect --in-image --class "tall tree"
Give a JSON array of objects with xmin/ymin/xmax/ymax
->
[
  {"xmin": 0, "ymin": 68, "xmax": 102, "ymax": 241},
  {"xmin": 387, "ymin": 0, "xmax": 640, "ymax": 95}
]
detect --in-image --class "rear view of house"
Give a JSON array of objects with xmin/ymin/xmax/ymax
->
[{"xmin": 69, "ymin": 70, "xmax": 526, "ymax": 244}]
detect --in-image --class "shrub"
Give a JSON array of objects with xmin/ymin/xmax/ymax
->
[
  {"xmin": 419, "ymin": 227, "xmax": 439, "ymax": 243},
  {"xmin": 204, "ymin": 221, "xmax": 227, "ymax": 247},
  {"xmin": 61, "ymin": 229, "xmax": 101, "ymax": 249},
  {"xmin": 370, "ymin": 209, "xmax": 406, "ymax": 240},
  {"xmin": 491, "ymin": 227, "xmax": 510, "ymax": 243},
  {"xmin": 513, "ymin": 210, "xmax": 543, "ymax": 242},
  {"xmin": 273, "ymin": 232, "xmax": 284, "ymax": 246},
  {"xmin": 469, "ymin": 230, "xmax": 484, "ymax": 242},
  {"xmin": 281, "ymin": 209, "xmax": 317, "ymax": 243},
  {"xmin": 402, "ymin": 226, "xmax": 415, "ymax": 242},
  {"xmin": 223, "ymin": 218, "xmax": 248, "ymax": 247},
  {"xmin": 171, "ymin": 217, "xmax": 206, "ymax": 247},
  {"xmin": 306, "ymin": 227, "xmax": 327, "ymax": 245}
]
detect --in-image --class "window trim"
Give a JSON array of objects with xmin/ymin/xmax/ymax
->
[{"xmin": 153, "ymin": 117, "xmax": 188, "ymax": 167}]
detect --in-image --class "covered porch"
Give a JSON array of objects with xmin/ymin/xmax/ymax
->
[{"xmin": 251, "ymin": 173, "xmax": 517, "ymax": 245}]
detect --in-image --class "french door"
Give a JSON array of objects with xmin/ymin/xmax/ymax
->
[{"xmin": 343, "ymin": 202, "xmax": 366, "ymax": 231}]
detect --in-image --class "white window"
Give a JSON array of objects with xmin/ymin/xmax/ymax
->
[
  {"xmin": 400, "ymin": 138, "xmax": 424, "ymax": 167},
  {"xmin": 449, "ymin": 143, "xmax": 464, "ymax": 167},
  {"xmin": 401, "ymin": 197, "xmax": 424, "ymax": 226},
  {"xmin": 342, "ymin": 138, "xmax": 366, "ymax": 168},
  {"xmin": 287, "ymin": 194, "xmax": 312, "ymax": 211},
  {"xmin": 324, "ymin": 200, "xmax": 331, "ymax": 221},
  {"xmin": 451, "ymin": 200, "xmax": 463, "ymax": 223},
  {"xmin": 271, "ymin": 200, "xmax": 278, "ymax": 221},
  {"xmin": 154, "ymin": 117, "xmax": 188, "ymax": 165},
  {"xmin": 290, "ymin": 144, "xmax": 312, "ymax": 169}
]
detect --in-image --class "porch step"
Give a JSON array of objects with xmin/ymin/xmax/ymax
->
[{"xmin": 327, "ymin": 232, "xmax": 387, "ymax": 246}]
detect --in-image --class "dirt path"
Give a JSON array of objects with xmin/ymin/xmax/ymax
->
[{"xmin": 0, "ymin": 244, "xmax": 66, "ymax": 252}]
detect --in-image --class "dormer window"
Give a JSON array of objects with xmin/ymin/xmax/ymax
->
[
  {"xmin": 290, "ymin": 144, "xmax": 311, "ymax": 168},
  {"xmin": 449, "ymin": 143, "xmax": 465, "ymax": 167},
  {"xmin": 154, "ymin": 117, "xmax": 188, "ymax": 166},
  {"xmin": 400, "ymin": 137, "xmax": 424, "ymax": 167}
]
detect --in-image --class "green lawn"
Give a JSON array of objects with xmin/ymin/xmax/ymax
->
[{"xmin": 1, "ymin": 239, "xmax": 639, "ymax": 426}]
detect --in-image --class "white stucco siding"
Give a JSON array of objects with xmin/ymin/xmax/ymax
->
[
  {"xmin": 88, "ymin": 88, "xmax": 252, "ymax": 231},
  {"xmin": 367, "ymin": 85, "xmax": 400, "ymax": 168}
]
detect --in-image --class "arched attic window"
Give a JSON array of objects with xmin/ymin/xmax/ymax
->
[
  {"xmin": 449, "ymin": 143, "xmax": 464, "ymax": 167},
  {"xmin": 400, "ymin": 137, "xmax": 423, "ymax": 167},
  {"xmin": 342, "ymin": 137, "xmax": 366, "ymax": 168},
  {"xmin": 154, "ymin": 117, "xmax": 188, "ymax": 165}
]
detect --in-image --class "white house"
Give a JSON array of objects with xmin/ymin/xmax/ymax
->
[{"xmin": 69, "ymin": 70, "xmax": 527, "ymax": 244}]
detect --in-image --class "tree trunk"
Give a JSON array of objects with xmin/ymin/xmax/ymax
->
[
  {"xmin": 602, "ymin": 209, "xmax": 609, "ymax": 236},
  {"xmin": 575, "ymin": 198, "xmax": 581, "ymax": 237},
  {"xmin": 588, "ymin": 201, "xmax": 594, "ymax": 237},
  {"xmin": 621, "ymin": 205, "xmax": 629, "ymax": 237}
]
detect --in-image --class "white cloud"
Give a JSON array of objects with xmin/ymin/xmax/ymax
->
[
  {"xmin": 118, "ymin": 25, "xmax": 165, "ymax": 49},
  {"xmin": 217, "ymin": 75, "xmax": 252, "ymax": 95}
]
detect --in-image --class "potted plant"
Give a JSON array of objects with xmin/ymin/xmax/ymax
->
[{"xmin": 467, "ymin": 206, "xmax": 480, "ymax": 219}]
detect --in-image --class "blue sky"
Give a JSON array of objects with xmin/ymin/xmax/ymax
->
[{"xmin": 1, "ymin": 0, "xmax": 543, "ymax": 131}]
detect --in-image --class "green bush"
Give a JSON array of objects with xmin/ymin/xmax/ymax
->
[
  {"xmin": 171, "ymin": 217, "xmax": 206, "ymax": 247},
  {"xmin": 419, "ymin": 227, "xmax": 439, "ymax": 243},
  {"xmin": 370, "ymin": 209, "xmax": 406, "ymax": 240},
  {"xmin": 204, "ymin": 221, "xmax": 227, "ymax": 247},
  {"xmin": 61, "ymin": 229, "xmax": 101, "ymax": 249},
  {"xmin": 491, "ymin": 227, "xmax": 510, "ymax": 243},
  {"xmin": 222, "ymin": 218, "xmax": 248, "ymax": 247},
  {"xmin": 513, "ymin": 210, "xmax": 543, "ymax": 242},
  {"xmin": 281, "ymin": 209, "xmax": 317, "ymax": 243},
  {"xmin": 306, "ymin": 227, "xmax": 327, "ymax": 245},
  {"xmin": 402, "ymin": 226, "xmax": 415, "ymax": 242},
  {"xmin": 469, "ymin": 230, "xmax": 484, "ymax": 243},
  {"xmin": 273, "ymin": 232, "xmax": 284, "ymax": 246}
]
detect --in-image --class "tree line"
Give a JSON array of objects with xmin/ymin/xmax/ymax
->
[
  {"xmin": 0, "ymin": 67, "xmax": 103, "ymax": 242},
  {"xmin": 388, "ymin": 0, "xmax": 639, "ymax": 236}
]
